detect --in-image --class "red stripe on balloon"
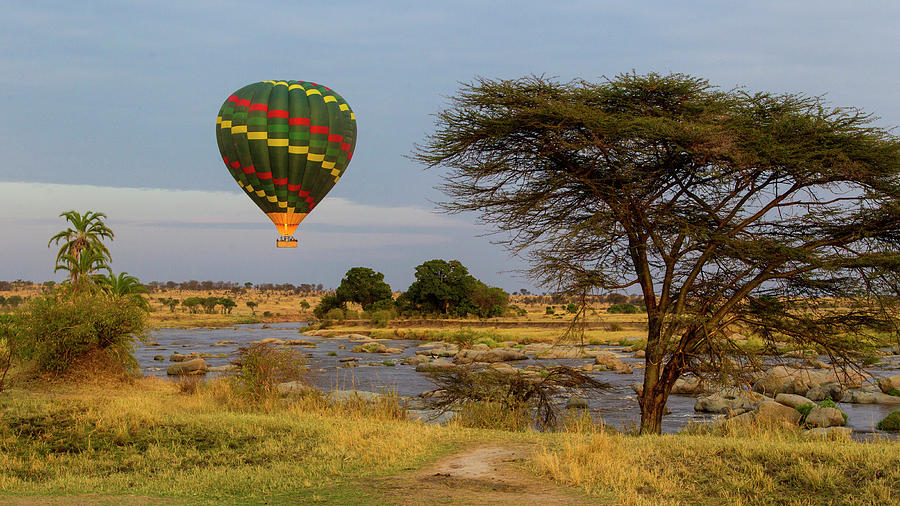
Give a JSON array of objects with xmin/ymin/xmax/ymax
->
[
  {"xmin": 236, "ymin": 98, "xmax": 251, "ymax": 107},
  {"xmin": 310, "ymin": 125, "xmax": 329, "ymax": 134},
  {"xmin": 340, "ymin": 143, "xmax": 350, "ymax": 151},
  {"xmin": 249, "ymin": 103, "xmax": 268, "ymax": 112},
  {"xmin": 289, "ymin": 117, "xmax": 310, "ymax": 126},
  {"xmin": 273, "ymin": 178, "xmax": 288, "ymax": 185},
  {"xmin": 242, "ymin": 165, "xmax": 255, "ymax": 174},
  {"xmin": 288, "ymin": 184, "xmax": 302, "ymax": 192},
  {"xmin": 327, "ymin": 134, "xmax": 342, "ymax": 143},
  {"xmin": 256, "ymin": 172, "xmax": 272, "ymax": 180},
  {"xmin": 267, "ymin": 110, "xmax": 289, "ymax": 118}
]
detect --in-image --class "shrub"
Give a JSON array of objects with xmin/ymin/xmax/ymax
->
[
  {"xmin": 608, "ymin": 322, "xmax": 623, "ymax": 332},
  {"xmin": 565, "ymin": 303, "xmax": 578, "ymax": 314},
  {"xmin": 324, "ymin": 308, "xmax": 345, "ymax": 321},
  {"xmin": 369, "ymin": 309, "xmax": 396, "ymax": 328},
  {"xmin": 546, "ymin": 306, "xmax": 555, "ymax": 314},
  {"xmin": 314, "ymin": 294, "xmax": 344, "ymax": 319},
  {"xmin": 607, "ymin": 303, "xmax": 639, "ymax": 314},
  {"xmin": 876, "ymin": 410, "xmax": 900, "ymax": 432},
  {"xmin": 11, "ymin": 292, "xmax": 147, "ymax": 374},
  {"xmin": 299, "ymin": 300, "xmax": 310, "ymax": 309},
  {"xmin": 232, "ymin": 343, "xmax": 306, "ymax": 403},
  {"xmin": 886, "ymin": 389, "xmax": 900, "ymax": 397}
]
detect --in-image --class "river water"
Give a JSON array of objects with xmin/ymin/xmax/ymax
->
[{"xmin": 136, "ymin": 322, "xmax": 898, "ymax": 436}]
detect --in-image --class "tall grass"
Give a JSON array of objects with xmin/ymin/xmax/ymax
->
[{"xmin": 532, "ymin": 424, "xmax": 899, "ymax": 505}]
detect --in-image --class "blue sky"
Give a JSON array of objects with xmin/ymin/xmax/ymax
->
[{"xmin": 1, "ymin": 1, "xmax": 898, "ymax": 291}]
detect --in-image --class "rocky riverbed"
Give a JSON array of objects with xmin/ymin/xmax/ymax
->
[{"xmin": 136, "ymin": 322, "xmax": 900, "ymax": 437}]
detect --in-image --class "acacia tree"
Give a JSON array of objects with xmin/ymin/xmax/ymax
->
[{"xmin": 415, "ymin": 73, "xmax": 900, "ymax": 434}]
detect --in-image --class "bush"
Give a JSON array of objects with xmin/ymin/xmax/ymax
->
[
  {"xmin": 876, "ymin": 410, "xmax": 900, "ymax": 432},
  {"xmin": 607, "ymin": 303, "xmax": 639, "ymax": 314},
  {"xmin": 299, "ymin": 300, "xmax": 310, "ymax": 309},
  {"xmin": 369, "ymin": 309, "xmax": 397, "ymax": 328},
  {"xmin": 314, "ymin": 294, "xmax": 344, "ymax": 319},
  {"xmin": 795, "ymin": 399, "xmax": 848, "ymax": 425},
  {"xmin": 11, "ymin": 292, "xmax": 147, "ymax": 374},
  {"xmin": 565, "ymin": 303, "xmax": 578, "ymax": 314},
  {"xmin": 324, "ymin": 308, "xmax": 345, "ymax": 321},
  {"xmin": 232, "ymin": 343, "xmax": 306, "ymax": 403},
  {"xmin": 546, "ymin": 306, "xmax": 555, "ymax": 315}
]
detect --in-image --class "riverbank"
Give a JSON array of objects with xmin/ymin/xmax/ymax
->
[{"xmin": 1, "ymin": 377, "xmax": 897, "ymax": 504}]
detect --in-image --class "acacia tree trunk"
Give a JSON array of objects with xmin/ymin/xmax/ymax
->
[{"xmin": 638, "ymin": 316, "xmax": 685, "ymax": 434}]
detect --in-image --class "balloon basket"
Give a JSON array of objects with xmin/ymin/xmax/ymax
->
[{"xmin": 276, "ymin": 236, "xmax": 298, "ymax": 248}]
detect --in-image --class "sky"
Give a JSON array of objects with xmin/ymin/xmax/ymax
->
[{"xmin": 1, "ymin": 1, "xmax": 898, "ymax": 291}]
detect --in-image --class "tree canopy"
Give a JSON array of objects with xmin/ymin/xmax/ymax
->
[
  {"xmin": 416, "ymin": 73, "xmax": 900, "ymax": 434},
  {"xmin": 335, "ymin": 267, "xmax": 393, "ymax": 311}
]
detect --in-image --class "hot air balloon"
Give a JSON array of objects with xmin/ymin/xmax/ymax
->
[{"xmin": 216, "ymin": 80, "xmax": 357, "ymax": 248}]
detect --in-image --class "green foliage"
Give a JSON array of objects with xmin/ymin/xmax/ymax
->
[
  {"xmin": 469, "ymin": 281, "xmax": 508, "ymax": 318},
  {"xmin": 334, "ymin": 267, "xmax": 393, "ymax": 311},
  {"xmin": 246, "ymin": 301, "xmax": 258, "ymax": 314},
  {"xmin": 48, "ymin": 211, "xmax": 114, "ymax": 285},
  {"xmin": 546, "ymin": 306, "xmax": 555, "ymax": 314},
  {"xmin": 299, "ymin": 300, "xmax": 310, "ymax": 309},
  {"xmin": 232, "ymin": 343, "xmax": 306, "ymax": 403},
  {"xmin": 314, "ymin": 294, "xmax": 345, "ymax": 319},
  {"xmin": 10, "ymin": 292, "xmax": 147, "ymax": 374},
  {"xmin": 607, "ymin": 303, "xmax": 639, "ymax": 314},
  {"xmin": 403, "ymin": 259, "xmax": 477, "ymax": 316},
  {"xmin": 368, "ymin": 309, "xmax": 396, "ymax": 328},
  {"xmin": 183, "ymin": 297, "xmax": 203, "ymax": 314},
  {"xmin": 96, "ymin": 272, "xmax": 149, "ymax": 310},
  {"xmin": 219, "ymin": 297, "xmax": 237, "ymax": 314},
  {"xmin": 565, "ymin": 303, "xmax": 578, "ymax": 314},
  {"xmin": 886, "ymin": 389, "xmax": 900, "ymax": 397},
  {"xmin": 795, "ymin": 399, "xmax": 848, "ymax": 425},
  {"xmin": 876, "ymin": 410, "xmax": 900, "ymax": 432},
  {"xmin": 324, "ymin": 308, "xmax": 346, "ymax": 321}
]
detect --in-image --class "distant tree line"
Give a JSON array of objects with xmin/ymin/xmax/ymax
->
[{"xmin": 142, "ymin": 280, "xmax": 325, "ymax": 294}]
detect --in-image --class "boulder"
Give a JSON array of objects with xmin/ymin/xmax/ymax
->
[
  {"xmin": 695, "ymin": 388, "xmax": 764, "ymax": 413},
  {"xmin": 166, "ymin": 358, "xmax": 207, "ymax": 376},
  {"xmin": 415, "ymin": 347, "xmax": 457, "ymax": 357},
  {"xmin": 170, "ymin": 352, "xmax": 199, "ymax": 362},
  {"xmin": 756, "ymin": 400, "xmax": 802, "ymax": 427},
  {"xmin": 487, "ymin": 362, "xmax": 518, "ymax": 374},
  {"xmin": 878, "ymin": 373, "xmax": 900, "ymax": 393},
  {"xmin": 207, "ymin": 364, "xmax": 239, "ymax": 372},
  {"xmin": 415, "ymin": 358, "xmax": 456, "ymax": 373},
  {"xmin": 594, "ymin": 352, "xmax": 631, "ymax": 373},
  {"xmin": 753, "ymin": 366, "xmax": 865, "ymax": 396},
  {"xmin": 719, "ymin": 410, "xmax": 757, "ymax": 430},
  {"xmin": 283, "ymin": 339, "xmax": 316, "ymax": 346},
  {"xmin": 406, "ymin": 409, "xmax": 455, "ymax": 425},
  {"xmin": 454, "ymin": 349, "xmax": 527, "ymax": 365},
  {"xmin": 352, "ymin": 343, "xmax": 401, "ymax": 354},
  {"xmin": 774, "ymin": 393, "xmax": 815, "ymax": 409},
  {"xmin": 805, "ymin": 406, "xmax": 846, "ymax": 428},
  {"xmin": 805, "ymin": 382, "xmax": 844, "ymax": 402},
  {"xmin": 402, "ymin": 355, "xmax": 430, "ymax": 366},
  {"xmin": 153, "ymin": 355, "xmax": 165, "ymax": 361},
  {"xmin": 671, "ymin": 376, "xmax": 706, "ymax": 395},
  {"xmin": 565, "ymin": 396, "xmax": 589, "ymax": 410},
  {"xmin": 633, "ymin": 350, "xmax": 646, "ymax": 358},
  {"xmin": 277, "ymin": 381, "xmax": 316, "ymax": 396},
  {"xmin": 213, "ymin": 340, "xmax": 238, "ymax": 346},
  {"xmin": 804, "ymin": 427, "xmax": 853, "ymax": 439}
]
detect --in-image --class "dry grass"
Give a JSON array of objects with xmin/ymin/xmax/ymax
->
[{"xmin": 532, "ymin": 425, "xmax": 900, "ymax": 505}]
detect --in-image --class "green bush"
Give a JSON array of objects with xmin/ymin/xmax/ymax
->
[
  {"xmin": 369, "ymin": 309, "xmax": 397, "ymax": 328},
  {"xmin": 886, "ymin": 389, "xmax": 900, "ymax": 397},
  {"xmin": 546, "ymin": 306, "xmax": 555, "ymax": 314},
  {"xmin": 795, "ymin": 399, "xmax": 848, "ymax": 425},
  {"xmin": 876, "ymin": 410, "xmax": 900, "ymax": 432},
  {"xmin": 565, "ymin": 303, "xmax": 578, "ymax": 314},
  {"xmin": 324, "ymin": 308, "xmax": 345, "ymax": 321},
  {"xmin": 232, "ymin": 343, "xmax": 306, "ymax": 403},
  {"xmin": 11, "ymin": 292, "xmax": 147, "ymax": 374},
  {"xmin": 314, "ymin": 294, "xmax": 344, "ymax": 319},
  {"xmin": 607, "ymin": 303, "xmax": 639, "ymax": 314}
]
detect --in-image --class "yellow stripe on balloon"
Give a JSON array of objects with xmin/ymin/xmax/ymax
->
[
  {"xmin": 231, "ymin": 125, "xmax": 247, "ymax": 134},
  {"xmin": 267, "ymin": 195, "xmax": 278, "ymax": 203},
  {"xmin": 288, "ymin": 145, "xmax": 309, "ymax": 154},
  {"xmin": 267, "ymin": 138, "xmax": 289, "ymax": 147},
  {"xmin": 274, "ymin": 81, "xmax": 288, "ymax": 87},
  {"xmin": 216, "ymin": 116, "xmax": 222, "ymax": 124},
  {"xmin": 308, "ymin": 153, "xmax": 325, "ymax": 162},
  {"xmin": 277, "ymin": 201, "xmax": 288, "ymax": 208},
  {"xmin": 330, "ymin": 168, "xmax": 340, "ymax": 177},
  {"xmin": 350, "ymin": 113, "xmax": 356, "ymax": 120},
  {"xmin": 247, "ymin": 132, "xmax": 267, "ymax": 140},
  {"xmin": 220, "ymin": 120, "xmax": 232, "ymax": 129},
  {"xmin": 338, "ymin": 104, "xmax": 349, "ymax": 111},
  {"xmin": 289, "ymin": 84, "xmax": 305, "ymax": 91},
  {"xmin": 305, "ymin": 89, "xmax": 322, "ymax": 96},
  {"xmin": 322, "ymin": 161, "xmax": 335, "ymax": 169},
  {"xmin": 323, "ymin": 95, "xmax": 337, "ymax": 103},
  {"xmin": 255, "ymin": 190, "xmax": 266, "ymax": 197}
]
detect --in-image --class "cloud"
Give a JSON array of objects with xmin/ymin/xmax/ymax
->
[{"xmin": 0, "ymin": 182, "xmax": 466, "ymax": 230}]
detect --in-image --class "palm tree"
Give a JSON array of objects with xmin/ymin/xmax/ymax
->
[
  {"xmin": 54, "ymin": 249, "xmax": 110, "ymax": 286},
  {"xmin": 48, "ymin": 211, "xmax": 114, "ymax": 271},
  {"xmin": 97, "ymin": 272, "xmax": 150, "ymax": 310}
]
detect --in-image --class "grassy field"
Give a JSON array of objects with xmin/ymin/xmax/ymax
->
[{"xmin": 1, "ymin": 375, "xmax": 897, "ymax": 505}]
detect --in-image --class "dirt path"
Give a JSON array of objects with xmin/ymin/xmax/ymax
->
[{"xmin": 372, "ymin": 443, "xmax": 586, "ymax": 505}]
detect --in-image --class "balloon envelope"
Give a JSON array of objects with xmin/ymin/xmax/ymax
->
[{"xmin": 216, "ymin": 80, "xmax": 357, "ymax": 240}]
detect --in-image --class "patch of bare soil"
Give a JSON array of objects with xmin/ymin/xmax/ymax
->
[{"xmin": 373, "ymin": 443, "xmax": 585, "ymax": 505}]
